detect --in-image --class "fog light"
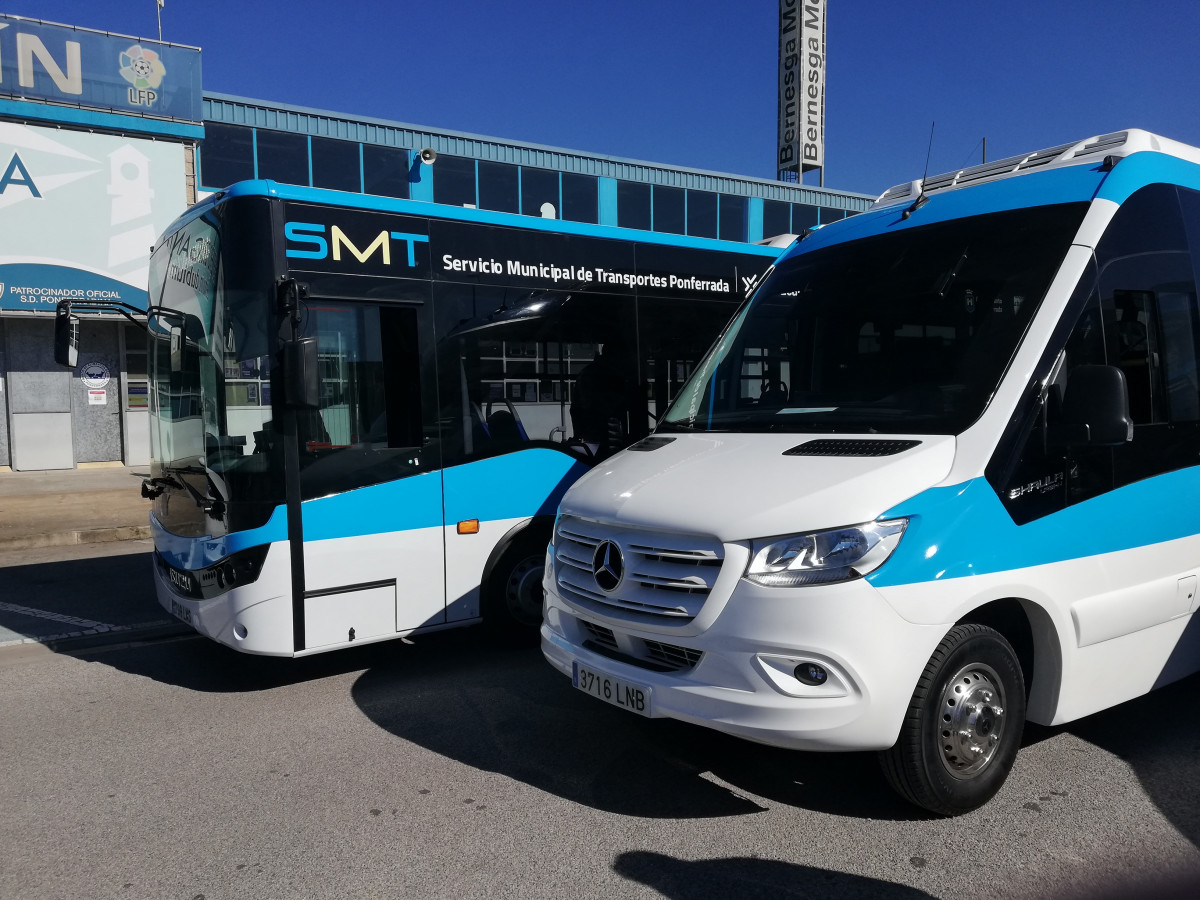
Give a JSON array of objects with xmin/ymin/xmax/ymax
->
[
  {"xmin": 795, "ymin": 662, "xmax": 828, "ymax": 686},
  {"xmin": 233, "ymin": 624, "xmax": 248, "ymax": 640}
]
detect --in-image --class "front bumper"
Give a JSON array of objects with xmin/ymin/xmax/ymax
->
[
  {"xmin": 541, "ymin": 565, "xmax": 948, "ymax": 752},
  {"xmin": 151, "ymin": 517, "xmax": 294, "ymax": 656}
]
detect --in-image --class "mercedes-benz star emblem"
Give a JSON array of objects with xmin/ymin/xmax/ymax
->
[{"xmin": 591, "ymin": 540, "xmax": 624, "ymax": 593}]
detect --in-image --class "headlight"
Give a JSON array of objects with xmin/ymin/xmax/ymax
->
[{"xmin": 744, "ymin": 519, "xmax": 908, "ymax": 587}]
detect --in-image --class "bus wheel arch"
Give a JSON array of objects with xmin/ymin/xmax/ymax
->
[
  {"xmin": 480, "ymin": 516, "xmax": 554, "ymax": 633},
  {"xmin": 957, "ymin": 597, "xmax": 1063, "ymax": 724}
]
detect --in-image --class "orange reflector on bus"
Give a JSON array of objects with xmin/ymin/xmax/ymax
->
[{"xmin": 457, "ymin": 519, "xmax": 480, "ymax": 535}]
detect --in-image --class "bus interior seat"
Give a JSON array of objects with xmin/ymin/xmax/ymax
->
[{"xmin": 486, "ymin": 408, "xmax": 525, "ymax": 448}]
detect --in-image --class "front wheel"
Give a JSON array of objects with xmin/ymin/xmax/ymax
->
[
  {"xmin": 880, "ymin": 623, "xmax": 1026, "ymax": 816},
  {"xmin": 482, "ymin": 531, "xmax": 549, "ymax": 636}
]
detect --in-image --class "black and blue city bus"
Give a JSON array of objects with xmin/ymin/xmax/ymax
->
[{"xmin": 127, "ymin": 180, "xmax": 782, "ymax": 656}]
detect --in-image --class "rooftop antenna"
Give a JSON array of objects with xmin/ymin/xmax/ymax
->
[{"xmin": 902, "ymin": 121, "xmax": 936, "ymax": 220}]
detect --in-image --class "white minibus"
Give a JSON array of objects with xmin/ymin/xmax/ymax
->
[{"xmin": 541, "ymin": 129, "xmax": 1200, "ymax": 814}]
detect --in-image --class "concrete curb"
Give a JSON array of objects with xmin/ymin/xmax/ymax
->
[
  {"xmin": 42, "ymin": 621, "xmax": 194, "ymax": 654},
  {"xmin": 0, "ymin": 524, "xmax": 153, "ymax": 552},
  {"xmin": 0, "ymin": 620, "xmax": 193, "ymax": 653}
]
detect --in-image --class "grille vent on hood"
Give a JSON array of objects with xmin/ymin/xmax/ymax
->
[
  {"xmin": 627, "ymin": 436, "xmax": 676, "ymax": 452},
  {"xmin": 784, "ymin": 439, "xmax": 921, "ymax": 457}
]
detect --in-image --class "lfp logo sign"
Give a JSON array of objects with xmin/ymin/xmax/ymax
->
[
  {"xmin": 118, "ymin": 43, "xmax": 166, "ymax": 109},
  {"xmin": 0, "ymin": 15, "xmax": 202, "ymax": 122}
]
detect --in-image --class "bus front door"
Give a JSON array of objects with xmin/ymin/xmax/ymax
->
[{"xmin": 296, "ymin": 301, "xmax": 447, "ymax": 650}]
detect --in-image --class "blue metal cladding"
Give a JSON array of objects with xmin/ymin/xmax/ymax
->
[
  {"xmin": 214, "ymin": 180, "xmax": 787, "ymax": 257},
  {"xmin": 0, "ymin": 97, "xmax": 203, "ymax": 139},
  {"xmin": 198, "ymin": 93, "xmax": 873, "ymax": 246},
  {"xmin": 201, "ymin": 93, "xmax": 874, "ymax": 212}
]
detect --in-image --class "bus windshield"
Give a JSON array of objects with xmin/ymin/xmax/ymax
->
[
  {"xmin": 660, "ymin": 202, "xmax": 1089, "ymax": 436},
  {"xmin": 147, "ymin": 201, "xmax": 282, "ymax": 537}
]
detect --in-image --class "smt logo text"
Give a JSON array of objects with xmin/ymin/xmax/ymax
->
[{"xmin": 284, "ymin": 222, "xmax": 429, "ymax": 267}]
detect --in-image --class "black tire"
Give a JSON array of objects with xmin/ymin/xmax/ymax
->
[
  {"xmin": 880, "ymin": 623, "xmax": 1026, "ymax": 816},
  {"xmin": 482, "ymin": 530, "xmax": 549, "ymax": 635}
]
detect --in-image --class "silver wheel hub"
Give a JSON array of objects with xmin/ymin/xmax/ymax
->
[{"xmin": 937, "ymin": 662, "xmax": 1006, "ymax": 779}]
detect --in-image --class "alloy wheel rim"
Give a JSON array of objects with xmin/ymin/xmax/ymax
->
[{"xmin": 937, "ymin": 661, "xmax": 1007, "ymax": 779}]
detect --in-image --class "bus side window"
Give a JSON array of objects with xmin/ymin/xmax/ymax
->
[
  {"xmin": 433, "ymin": 285, "xmax": 640, "ymax": 463},
  {"xmin": 295, "ymin": 302, "xmax": 436, "ymax": 500},
  {"xmin": 1097, "ymin": 184, "xmax": 1200, "ymax": 490},
  {"xmin": 378, "ymin": 305, "xmax": 426, "ymax": 449},
  {"xmin": 1175, "ymin": 186, "xmax": 1200, "ymax": 417},
  {"xmin": 991, "ymin": 268, "xmax": 1110, "ymax": 524}
]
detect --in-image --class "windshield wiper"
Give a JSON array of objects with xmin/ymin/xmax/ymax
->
[{"xmin": 141, "ymin": 465, "xmax": 226, "ymax": 518}]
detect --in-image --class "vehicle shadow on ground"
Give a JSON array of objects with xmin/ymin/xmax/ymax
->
[
  {"xmin": 0, "ymin": 549, "xmax": 161, "ymax": 640},
  {"xmin": 612, "ymin": 851, "xmax": 935, "ymax": 900},
  {"xmin": 72, "ymin": 626, "xmax": 421, "ymax": 693},
  {"xmin": 347, "ymin": 630, "xmax": 923, "ymax": 822},
  {"xmin": 78, "ymin": 624, "xmax": 917, "ymax": 820},
  {"xmin": 80, "ymin": 622, "xmax": 1200, "ymax": 834},
  {"xmin": 1045, "ymin": 668, "xmax": 1200, "ymax": 850}
]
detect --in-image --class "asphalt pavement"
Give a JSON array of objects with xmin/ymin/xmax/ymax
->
[{"xmin": 0, "ymin": 464, "xmax": 180, "ymax": 649}]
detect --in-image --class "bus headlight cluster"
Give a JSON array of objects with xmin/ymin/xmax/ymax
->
[
  {"xmin": 744, "ymin": 519, "xmax": 908, "ymax": 587},
  {"xmin": 157, "ymin": 544, "xmax": 270, "ymax": 599}
]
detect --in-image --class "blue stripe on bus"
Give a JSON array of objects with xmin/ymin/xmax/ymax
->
[
  {"xmin": 443, "ymin": 448, "xmax": 590, "ymax": 524},
  {"xmin": 152, "ymin": 504, "xmax": 289, "ymax": 570},
  {"xmin": 299, "ymin": 448, "xmax": 589, "ymax": 543},
  {"xmin": 301, "ymin": 470, "xmax": 444, "ymax": 541},
  {"xmin": 1094, "ymin": 151, "xmax": 1200, "ymax": 205},
  {"xmin": 868, "ymin": 466, "xmax": 1200, "ymax": 588},
  {"xmin": 155, "ymin": 449, "xmax": 588, "ymax": 564}
]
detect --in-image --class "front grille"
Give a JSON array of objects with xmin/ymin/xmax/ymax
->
[
  {"xmin": 581, "ymin": 620, "xmax": 619, "ymax": 652},
  {"xmin": 578, "ymin": 617, "xmax": 704, "ymax": 672},
  {"xmin": 643, "ymin": 640, "xmax": 703, "ymax": 670},
  {"xmin": 555, "ymin": 516, "xmax": 724, "ymax": 622}
]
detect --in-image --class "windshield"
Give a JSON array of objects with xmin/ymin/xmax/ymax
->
[
  {"xmin": 661, "ymin": 202, "xmax": 1089, "ymax": 435},
  {"xmin": 147, "ymin": 198, "xmax": 282, "ymax": 536}
]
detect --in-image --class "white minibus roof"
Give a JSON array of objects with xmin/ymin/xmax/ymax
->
[{"xmin": 873, "ymin": 129, "xmax": 1200, "ymax": 211}]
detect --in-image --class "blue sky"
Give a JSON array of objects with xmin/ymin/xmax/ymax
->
[{"xmin": 8, "ymin": 1, "xmax": 1200, "ymax": 197}]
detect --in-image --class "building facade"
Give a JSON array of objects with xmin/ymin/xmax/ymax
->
[{"xmin": 0, "ymin": 15, "xmax": 873, "ymax": 472}]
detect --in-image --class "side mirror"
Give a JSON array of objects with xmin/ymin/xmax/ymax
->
[
  {"xmin": 54, "ymin": 302, "xmax": 79, "ymax": 368},
  {"xmin": 281, "ymin": 337, "xmax": 320, "ymax": 408},
  {"xmin": 169, "ymin": 325, "xmax": 184, "ymax": 373},
  {"xmin": 1049, "ymin": 364, "xmax": 1134, "ymax": 447}
]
